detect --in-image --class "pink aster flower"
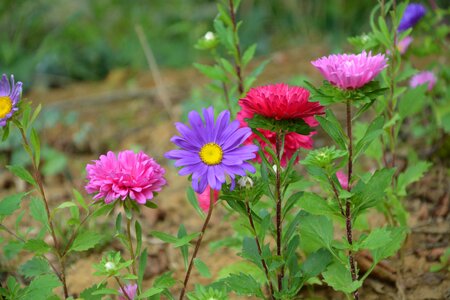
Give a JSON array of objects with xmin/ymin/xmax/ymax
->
[
  {"xmin": 397, "ymin": 36, "xmax": 413, "ymax": 54},
  {"xmin": 85, "ymin": 150, "xmax": 166, "ymax": 204},
  {"xmin": 311, "ymin": 51, "xmax": 388, "ymax": 90},
  {"xmin": 118, "ymin": 284, "xmax": 137, "ymax": 300},
  {"xmin": 196, "ymin": 185, "xmax": 219, "ymax": 212},
  {"xmin": 409, "ymin": 71, "xmax": 437, "ymax": 91},
  {"xmin": 336, "ymin": 171, "xmax": 348, "ymax": 190}
]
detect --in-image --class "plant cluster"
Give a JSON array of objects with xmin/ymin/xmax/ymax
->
[{"xmin": 0, "ymin": 1, "xmax": 448, "ymax": 300}]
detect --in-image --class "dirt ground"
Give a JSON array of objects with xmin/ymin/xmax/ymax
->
[{"xmin": 1, "ymin": 44, "xmax": 449, "ymax": 299}]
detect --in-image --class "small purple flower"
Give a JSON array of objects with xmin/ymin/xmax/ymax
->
[
  {"xmin": 409, "ymin": 71, "xmax": 437, "ymax": 91},
  {"xmin": 398, "ymin": 3, "xmax": 427, "ymax": 32},
  {"xmin": 0, "ymin": 74, "xmax": 22, "ymax": 127},
  {"xmin": 118, "ymin": 284, "xmax": 137, "ymax": 300},
  {"xmin": 165, "ymin": 107, "xmax": 258, "ymax": 193},
  {"xmin": 397, "ymin": 36, "xmax": 413, "ymax": 54}
]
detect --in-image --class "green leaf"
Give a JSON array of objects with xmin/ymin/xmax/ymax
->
[
  {"xmin": 352, "ymin": 168, "xmax": 395, "ymax": 217},
  {"xmin": 29, "ymin": 197, "xmax": 50, "ymax": 232},
  {"xmin": 186, "ymin": 187, "xmax": 205, "ymax": 217},
  {"xmin": 70, "ymin": 231, "xmax": 103, "ymax": 252},
  {"xmin": 396, "ymin": 161, "xmax": 431, "ymax": 196},
  {"xmin": 322, "ymin": 262, "xmax": 362, "ymax": 294},
  {"xmin": 2, "ymin": 121, "xmax": 10, "ymax": 141},
  {"xmin": 22, "ymin": 274, "xmax": 61, "ymax": 300},
  {"xmin": 297, "ymin": 193, "xmax": 339, "ymax": 219},
  {"xmin": 299, "ymin": 248, "xmax": 333, "ymax": 280},
  {"xmin": 372, "ymin": 227, "xmax": 406, "ymax": 263},
  {"xmin": 173, "ymin": 232, "xmax": 201, "ymax": 248},
  {"xmin": 137, "ymin": 288, "xmax": 164, "ymax": 299},
  {"xmin": 7, "ymin": 165, "xmax": 36, "ymax": 186},
  {"xmin": 246, "ymin": 114, "xmax": 313, "ymax": 135},
  {"xmin": 152, "ymin": 271, "xmax": 177, "ymax": 288},
  {"xmin": 193, "ymin": 63, "xmax": 228, "ymax": 82},
  {"xmin": 242, "ymin": 44, "xmax": 257, "ymax": 67},
  {"xmin": 80, "ymin": 283, "xmax": 107, "ymax": 300},
  {"xmin": 299, "ymin": 214, "xmax": 334, "ymax": 249},
  {"xmin": 178, "ymin": 224, "xmax": 189, "ymax": 270},
  {"xmin": 24, "ymin": 239, "xmax": 52, "ymax": 255},
  {"xmin": 135, "ymin": 220, "xmax": 142, "ymax": 255},
  {"xmin": 92, "ymin": 288, "xmax": 119, "ymax": 296},
  {"xmin": 138, "ymin": 248, "xmax": 148, "ymax": 288},
  {"xmin": 358, "ymin": 227, "xmax": 393, "ymax": 251},
  {"xmin": 150, "ymin": 231, "xmax": 178, "ymax": 244},
  {"xmin": 54, "ymin": 201, "xmax": 77, "ymax": 211},
  {"xmin": 354, "ymin": 115, "xmax": 384, "ymax": 160},
  {"xmin": 194, "ymin": 258, "xmax": 212, "ymax": 278},
  {"xmin": 241, "ymin": 237, "xmax": 262, "ymax": 267},
  {"xmin": 30, "ymin": 128, "xmax": 41, "ymax": 168},
  {"xmin": 223, "ymin": 273, "xmax": 264, "ymax": 297},
  {"xmin": 317, "ymin": 110, "xmax": 347, "ymax": 149},
  {"xmin": 398, "ymin": 85, "xmax": 428, "ymax": 118},
  {"xmin": 19, "ymin": 257, "xmax": 51, "ymax": 278},
  {"xmin": 72, "ymin": 189, "xmax": 88, "ymax": 212},
  {"xmin": 0, "ymin": 192, "xmax": 27, "ymax": 220}
]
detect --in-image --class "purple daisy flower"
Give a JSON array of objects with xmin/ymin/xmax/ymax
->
[
  {"xmin": 398, "ymin": 3, "xmax": 427, "ymax": 32},
  {"xmin": 165, "ymin": 107, "xmax": 258, "ymax": 193},
  {"xmin": 0, "ymin": 74, "xmax": 22, "ymax": 127}
]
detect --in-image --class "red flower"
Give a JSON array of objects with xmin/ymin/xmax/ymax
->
[{"xmin": 237, "ymin": 84, "xmax": 324, "ymax": 166}]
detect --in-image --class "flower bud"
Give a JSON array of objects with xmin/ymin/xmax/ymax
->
[
  {"xmin": 105, "ymin": 261, "xmax": 116, "ymax": 271},
  {"xmin": 238, "ymin": 176, "xmax": 254, "ymax": 188}
]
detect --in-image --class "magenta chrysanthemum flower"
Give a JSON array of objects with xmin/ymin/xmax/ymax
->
[
  {"xmin": 409, "ymin": 71, "xmax": 437, "ymax": 91},
  {"xmin": 311, "ymin": 51, "xmax": 388, "ymax": 90},
  {"xmin": 118, "ymin": 284, "xmax": 137, "ymax": 300},
  {"xmin": 196, "ymin": 185, "xmax": 219, "ymax": 212},
  {"xmin": 165, "ymin": 107, "xmax": 258, "ymax": 193},
  {"xmin": 237, "ymin": 84, "xmax": 323, "ymax": 166},
  {"xmin": 85, "ymin": 150, "xmax": 166, "ymax": 204},
  {"xmin": 0, "ymin": 74, "xmax": 22, "ymax": 127},
  {"xmin": 398, "ymin": 3, "xmax": 427, "ymax": 32}
]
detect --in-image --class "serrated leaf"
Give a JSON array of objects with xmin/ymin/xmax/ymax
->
[
  {"xmin": 29, "ymin": 197, "xmax": 50, "ymax": 232},
  {"xmin": 322, "ymin": 262, "xmax": 362, "ymax": 294},
  {"xmin": 297, "ymin": 193, "xmax": 340, "ymax": 219},
  {"xmin": 299, "ymin": 248, "xmax": 333, "ymax": 280},
  {"xmin": 299, "ymin": 215, "xmax": 333, "ymax": 249},
  {"xmin": 80, "ymin": 283, "xmax": 107, "ymax": 300},
  {"xmin": 246, "ymin": 114, "xmax": 313, "ymax": 135},
  {"xmin": 358, "ymin": 227, "xmax": 393, "ymax": 251},
  {"xmin": 398, "ymin": 84, "xmax": 428, "ymax": 119},
  {"xmin": 7, "ymin": 165, "xmax": 36, "ymax": 186},
  {"xmin": 194, "ymin": 258, "xmax": 212, "ymax": 278},
  {"xmin": 153, "ymin": 272, "xmax": 177, "ymax": 289},
  {"xmin": 223, "ymin": 273, "xmax": 264, "ymax": 297},
  {"xmin": 396, "ymin": 161, "xmax": 431, "ymax": 196},
  {"xmin": 0, "ymin": 192, "xmax": 26, "ymax": 220},
  {"xmin": 372, "ymin": 227, "xmax": 406, "ymax": 262},
  {"xmin": 24, "ymin": 239, "xmax": 52, "ymax": 255},
  {"xmin": 22, "ymin": 274, "xmax": 61, "ymax": 300},
  {"xmin": 70, "ymin": 231, "xmax": 103, "ymax": 252},
  {"xmin": 19, "ymin": 257, "xmax": 51, "ymax": 278},
  {"xmin": 241, "ymin": 237, "xmax": 261, "ymax": 267}
]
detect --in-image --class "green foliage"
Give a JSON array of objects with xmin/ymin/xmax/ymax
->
[
  {"xmin": 221, "ymin": 273, "xmax": 264, "ymax": 298},
  {"xmin": 69, "ymin": 230, "xmax": 103, "ymax": 252},
  {"xmin": 187, "ymin": 285, "xmax": 229, "ymax": 300},
  {"xmin": 18, "ymin": 257, "xmax": 52, "ymax": 279},
  {"xmin": 194, "ymin": 258, "xmax": 212, "ymax": 278},
  {"xmin": 322, "ymin": 262, "xmax": 362, "ymax": 294},
  {"xmin": 246, "ymin": 114, "xmax": 313, "ymax": 136},
  {"xmin": 0, "ymin": 192, "xmax": 27, "ymax": 221},
  {"xmin": 22, "ymin": 274, "xmax": 61, "ymax": 300}
]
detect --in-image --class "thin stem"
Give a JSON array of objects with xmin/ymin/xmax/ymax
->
[
  {"xmin": 0, "ymin": 224, "xmax": 62, "ymax": 282},
  {"xmin": 327, "ymin": 176, "xmax": 345, "ymax": 217},
  {"xmin": 115, "ymin": 276, "xmax": 132, "ymax": 300},
  {"xmin": 221, "ymin": 81, "xmax": 233, "ymax": 115},
  {"xmin": 245, "ymin": 201, "xmax": 275, "ymax": 299},
  {"xmin": 179, "ymin": 190, "xmax": 215, "ymax": 300},
  {"xmin": 228, "ymin": 0, "xmax": 244, "ymax": 95},
  {"xmin": 18, "ymin": 126, "xmax": 69, "ymax": 298},
  {"xmin": 275, "ymin": 132, "xmax": 284, "ymax": 292},
  {"xmin": 127, "ymin": 218, "xmax": 137, "ymax": 276},
  {"xmin": 346, "ymin": 101, "xmax": 359, "ymax": 300}
]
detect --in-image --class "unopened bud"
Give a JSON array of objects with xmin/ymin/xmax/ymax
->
[
  {"xmin": 238, "ymin": 176, "xmax": 254, "ymax": 188},
  {"xmin": 204, "ymin": 31, "xmax": 215, "ymax": 41},
  {"xmin": 105, "ymin": 262, "xmax": 116, "ymax": 271}
]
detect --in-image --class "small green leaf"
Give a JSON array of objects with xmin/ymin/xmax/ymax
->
[
  {"xmin": 30, "ymin": 128, "xmax": 41, "ymax": 168},
  {"xmin": 398, "ymin": 84, "xmax": 428, "ymax": 118},
  {"xmin": 242, "ymin": 44, "xmax": 257, "ymax": 67},
  {"xmin": 358, "ymin": 227, "xmax": 393, "ymax": 251},
  {"xmin": 299, "ymin": 248, "xmax": 333, "ymax": 280},
  {"xmin": 354, "ymin": 115, "xmax": 384, "ymax": 160},
  {"xmin": 186, "ymin": 187, "xmax": 205, "ymax": 217},
  {"xmin": 178, "ymin": 224, "xmax": 189, "ymax": 270},
  {"xmin": 194, "ymin": 258, "xmax": 212, "ymax": 278},
  {"xmin": 0, "ymin": 192, "xmax": 27, "ymax": 220},
  {"xmin": 22, "ymin": 274, "xmax": 61, "ymax": 300},
  {"xmin": 173, "ymin": 232, "xmax": 201, "ymax": 248},
  {"xmin": 19, "ymin": 257, "xmax": 51, "ymax": 278},
  {"xmin": 193, "ymin": 63, "xmax": 228, "ymax": 82},
  {"xmin": 7, "ymin": 165, "xmax": 36, "ymax": 186},
  {"xmin": 24, "ymin": 239, "xmax": 52, "ymax": 255},
  {"xmin": 72, "ymin": 189, "xmax": 88, "ymax": 211},
  {"xmin": 372, "ymin": 227, "xmax": 406, "ymax": 262},
  {"xmin": 29, "ymin": 197, "xmax": 50, "ymax": 232},
  {"xmin": 150, "ymin": 231, "xmax": 178, "ymax": 244},
  {"xmin": 322, "ymin": 262, "xmax": 362, "ymax": 294},
  {"xmin": 135, "ymin": 220, "xmax": 142, "ymax": 255},
  {"xmin": 137, "ymin": 287, "xmax": 164, "ymax": 299},
  {"xmin": 247, "ymin": 114, "xmax": 313, "ymax": 135},
  {"xmin": 317, "ymin": 110, "xmax": 347, "ymax": 149},
  {"xmin": 396, "ymin": 161, "xmax": 431, "ymax": 196},
  {"xmin": 299, "ymin": 214, "xmax": 334, "ymax": 249},
  {"xmin": 70, "ymin": 231, "xmax": 103, "ymax": 252},
  {"xmin": 138, "ymin": 248, "xmax": 148, "ymax": 287}
]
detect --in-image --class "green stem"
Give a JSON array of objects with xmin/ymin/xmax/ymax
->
[
  {"xmin": 127, "ymin": 217, "xmax": 137, "ymax": 277},
  {"xmin": 179, "ymin": 190, "xmax": 215, "ymax": 299},
  {"xmin": 228, "ymin": 0, "xmax": 244, "ymax": 95},
  {"xmin": 275, "ymin": 132, "xmax": 284, "ymax": 292},
  {"xmin": 115, "ymin": 276, "xmax": 132, "ymax": 300}
]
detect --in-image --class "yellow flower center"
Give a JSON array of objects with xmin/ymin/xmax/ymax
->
[
  {"xmin": 199, "ymin": 143, "xmax": 223, "ymax": 165},
  {"xmin": 0, "ymin": 96, "xmax": 13, "ymax": 119}
]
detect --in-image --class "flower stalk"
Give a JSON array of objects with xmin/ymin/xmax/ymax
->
[{"xmin": 179, "ymin": 190, "xmax": 215, "ymax": 299}]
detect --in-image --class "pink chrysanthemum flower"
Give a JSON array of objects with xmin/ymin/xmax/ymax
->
[
  {"xmin": 409, "ymin": 71, "xmax": 437, "ymax": 91},
  {"xmin": 237, "ymin": 84, "xmax": 323, "ymax": 167},
  {"xmin": 336, "ymin": 171, "xmax": 349, "ymax": 190},
  {"xmin": 196, "ymin": 185, "xmax": 219, "ymax": 212},
  {"xmin": 85, "ymin": 150, "xmax": 166, "ymax": 204},
  {"xmin": 118, "ymin": 284, "xmax": 137, "ymax": 300},
  {"xmin": 397, "ymin": 36, "xmax": 413, "ymax": 54},
  {"xmin": 311, "ymin": 51, "xmax": 388, "ymax": 90}
]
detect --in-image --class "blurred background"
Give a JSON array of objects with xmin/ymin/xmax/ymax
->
[{"xmin": 0, "ymin": 0, "xmax": 384, "ymax": 87}]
